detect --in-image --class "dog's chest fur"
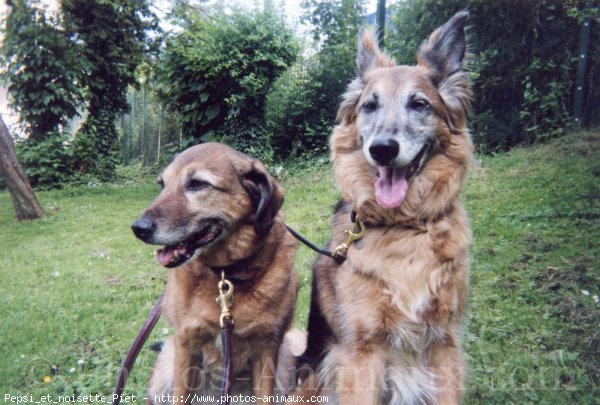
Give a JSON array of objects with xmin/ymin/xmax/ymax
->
[
  {"xmin": 318, "ymin": 214, "xmax": 469, "ymax": 404},
  {"xmin": 329, "ymin": 206, "xmax": 470, "ymax": 350},
  {"xmin": 343, "ymin": 232, "xmax": 441, "ymax": 344}
]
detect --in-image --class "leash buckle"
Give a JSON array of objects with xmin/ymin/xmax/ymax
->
[
  {"xmin": 333, "ymin": 215, "xmax": 365, "ymax": 261},
  {"xmin": 216, "ymin": 272, "xmax": 234, "ymax": 328}
]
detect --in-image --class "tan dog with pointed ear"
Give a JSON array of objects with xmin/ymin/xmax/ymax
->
[
  {"xmin": 295, "ymin": 12, "xmax": 472, "ymax": 405},
  {"xmin": 132, "ymin": 143, "xmax": 299, "ymax": 404}
]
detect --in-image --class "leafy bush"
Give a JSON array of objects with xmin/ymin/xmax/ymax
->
[
  {"xmin": 266, "ymin": 56, "xmax": 331, "ymax": 157},
  {"xmin": 470, "ymin": 111, "xmax": 519, "ymax": 154},
  {"xmin": 215, "ymin": 118, "xmax": 275, "ymax": 165},
  {"xmin": 520, "ymin": 59, "xmax": 572, "ymax": 143},
  {"xmin": 156, "ymin": 6, "xmax": 298, "ymax": 159},
  {"xmin": 71, "ymin": 110, "xmax": 120, "ymax": 182},
  {"xmin": 1, "ymin": 0, "xmax": 157, "ymax": 188},
  {"xmin": 62, "ymin": 0, "xmax": 159, "ymax": 180},
  {"xmin": 16, "ymin": 134, "xmax": 74, "ymax": 188}
]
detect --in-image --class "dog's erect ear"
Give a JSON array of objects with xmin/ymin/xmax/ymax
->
[
  {"xmin": 417, "ymin": 11, "xmax": 469, "ymax": 83},
  {"xmin": 356, "ymin": 27, "xmax": 395, "ymax": 77},
  {"xmin": 337, "ymin": 28, "xmax": 396, "ymax": 125},
  {"xmin": 417, "ymin": 11, "xmax": 471, "ymax": 132},
  {"xmin": 241, "ymin": 163, "xmax": 284, "ymax": 237}
]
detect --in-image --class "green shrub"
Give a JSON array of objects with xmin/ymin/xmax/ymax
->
[
  {"xmin": 156, "ymin": 6, "xmax": 298, "ymax": 160},
  {"xmin": 16, "ymin": 134, "xmax": 74, "ymax": 189},
  {"xmin": 71, "ymin": 109, "xmax": 120, "ymax": 182},
  {"xmin": 519, "ymin": 59, "xmax": 572, "ymax": 143},
  {"xmin": 266, "ymin": 57, "xmax": 332, "ymax": 157}
]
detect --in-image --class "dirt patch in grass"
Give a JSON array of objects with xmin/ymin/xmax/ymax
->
[{"xmin": 534, "ymin": 256, "xmax": 600, "ymax": 385}]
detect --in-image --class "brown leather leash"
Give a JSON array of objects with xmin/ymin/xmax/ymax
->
[
  {"xmin": 216, "ymin": 273, "xmax": 235, "ymax": 405},
  {"xmin": 112, "ymin": 292, "xmax": 164, "ymax": 405},
  {"xmin": 220, "ymin": 320, "xmax": 234, "ymax": 404}
]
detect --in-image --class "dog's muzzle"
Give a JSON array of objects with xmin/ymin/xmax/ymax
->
[
  {"xmin": 371, "ymin": 141, "xmax": 431, "ymax": 209},
  {"xmin": 131, "ymin": 217, "xmax": 226, "ymax": 268}
]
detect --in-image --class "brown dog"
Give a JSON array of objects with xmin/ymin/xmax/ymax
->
[
  {"xmin": 296, "ymin": 12, "xmax": 472, "ymax": 405},
  {"xmin": 132, "ymin": 143, "xmax": 299, "ymax": 404}
]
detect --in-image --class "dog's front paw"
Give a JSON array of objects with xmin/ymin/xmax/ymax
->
[{"xmin": 355, "ymin": 200, "xmax": 391, "ymax": 225}]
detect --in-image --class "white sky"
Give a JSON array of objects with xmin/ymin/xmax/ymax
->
[{"xmin": 150, "ymin": 0, "xmax": 380, "ymax": 33}]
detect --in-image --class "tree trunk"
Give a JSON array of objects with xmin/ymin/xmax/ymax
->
[
  {"xmin": 376, "ymin": 0, "xmax": 386, "ymax": 48},
  {"xmin": 129, "ymin": 88, "xmax": 135, "ymax": 163},
  {"xmin": 141, "ymin": 85, "xmax": 147, "ymax": 166},
  {"xmin": 0, "ymin": 116, "xmax": 45, "ymax": 220},
  {"xmin": 157, "ymin": 104, "xmax": 162, "ymax": 162}
]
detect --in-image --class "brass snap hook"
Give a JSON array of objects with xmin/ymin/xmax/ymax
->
[
  {"xmin": 333, "ymin": 215, "xmax": 365, "ymax": 261},
  {"xmin": 216, "ymin": 271, "xmax": 234, "ymax": 328}
]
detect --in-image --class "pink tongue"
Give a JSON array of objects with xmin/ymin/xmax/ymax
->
[
  {"xmin": 156, "ymin": 244, "xmax": 187, "ymax": 267},
  {"xmin": 375, "ymin": 166, "xmax": 408, "ymax": 209}
]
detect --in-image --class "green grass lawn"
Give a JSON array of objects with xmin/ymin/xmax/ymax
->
[{"xmin": 1, "ymin": 131, "xmax": 598, "ymax": 404}]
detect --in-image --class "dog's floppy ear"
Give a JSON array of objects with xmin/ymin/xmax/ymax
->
[
  {"xmin": 240, "ymin": 162, "xmax": 284, "ymax": 237},
  {"xmin": 417, "ymin": 11, "xmax": 471, "ymax": 132}
]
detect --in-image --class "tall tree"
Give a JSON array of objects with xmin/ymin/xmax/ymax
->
[
  {"xmin": 61, "ymin": 0, "xmax": 159, "ymax": 179},
  {"xmin": 0, "ymin": 116, "xmax": 45, "ymax": 221},
  {"xmin": 304, "ymin": 0, "xmax": 365, "ymax": 113},
  {"xmin": 1, "ymin": 0, "xmax": 84, "ymax": 187},
  {"xmin": 267, "ymin": 0, "xmax": 364, "ymax": 155},
  {"xmin": 302, "ymin": 0, "xmax": 365, "ymax": 47},
  {"xmin": 1, "ymin": 0, "xmax": 85, "ymax": 143},
  {"xmin": 266, "ymin": 0, "xmax": 368, "ymax": 158},
  {"xmin": 376, "ymin": 0, "xmax": 385, "ymax": 47}
]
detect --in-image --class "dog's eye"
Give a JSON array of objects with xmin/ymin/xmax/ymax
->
[
  {"xmin": 409, "ymin": 99, "xmax": 430, "ymax": 111},
  {"xmin": 363, "ymin": 100, "xmax": 377, "ymax": 112},
  {"xmin": 186, "ymin": 179, "xmax": 211, "ymax": 192},
  {"xmin": 158, "ymin": 178, "xmax": 165, "ymax": 190}
]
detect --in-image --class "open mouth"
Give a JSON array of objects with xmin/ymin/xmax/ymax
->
[
  {"xmin": 156, "ymin": 220, "xmax": 225, "ymax": 268},
  {"xmin": 374, "ymin": 144, "xmax": 429, "ymax": 209}
]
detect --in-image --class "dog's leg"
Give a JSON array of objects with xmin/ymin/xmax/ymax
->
[
  {"xmin": 276, "ymin": 330, "xmax": 307, "ymax": 395},
  {"xmin": 147, "ymin": 337, "xmax": 176, "ymax": 405},
  {"xmin": 427, "ymin": 342, "xmax": 465, "ymax": 405},
  {"xmin": 333, "ymin": 345, "xmax": 386, "ymax": 405},
  {"xmin": 252, "ymin": 347, "xmax": 279, "ymax": 404},
  {"xmin": 172, "ymin": 336, "xmax": 203, "ymax": 404}
]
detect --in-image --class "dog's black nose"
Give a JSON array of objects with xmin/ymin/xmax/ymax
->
[
  {"xmin": 369, "ymin": 138, "xmax": 400, "ymax": 164},
  {"xmin": 131, "ymin": 217, "xmax": 155, "ymax": 242}
]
